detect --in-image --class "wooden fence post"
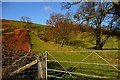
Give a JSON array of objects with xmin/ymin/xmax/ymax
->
[
  {"xmin": 45, "ymin": 51, "xmax": 48, "ymax": 80},
  {"xmin": 38, "ymin": 51, "xmax": 48, "ymax": 80},
  {"xmin": 38, "ymin": 59, "xmax": 43, "ymax": 80},
  {"xmin": 38, "ymin": 54, "xmax": 44, "ymax": 80}
]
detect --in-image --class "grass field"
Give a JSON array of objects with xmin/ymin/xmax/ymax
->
[
  {"xmin": 29, "ymin": 30, "xmax": 119, "ymax": 79},
  {"xmin": 29, "ymin": 31, "xmax": 74, "ymax": 54}
]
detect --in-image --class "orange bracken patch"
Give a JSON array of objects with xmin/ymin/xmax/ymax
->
[{"xmin": 3, "ymin": 28, "xmax": 30, "ymax": 52}]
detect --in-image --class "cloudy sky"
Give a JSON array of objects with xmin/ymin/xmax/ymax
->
[{"xmin": 2, "ymin": 2, "xmax": 70, "ymax": 25}]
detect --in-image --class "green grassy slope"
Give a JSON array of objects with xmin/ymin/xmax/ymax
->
[
  {"xmin": 29, "ymin": 31, "xmax": 74, "ymax": 54},
  {"xmin": 2, "ymin": 19, "xmax": 46, "ymax": 31},
  {"xmin": 28, "ymin": 30, "xmax": 119, "ymax": 79},
  {"xmin": 2, "ymin": 19, "xmax": 119, "ymax": 50}
]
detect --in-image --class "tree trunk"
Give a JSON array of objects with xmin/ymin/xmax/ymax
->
[
  {"xmin": 94, "ymin": 28, "xmax": 111, "ymax": 50},
  {"xmin": 100, "ymin": 34, "xmax": 110, "ymax": 49},
  {"xmin": 95, "ymin": 27, "xmax": 101, "ymax": 49},
  {"xmin": 61, "ymin": 39, "xmax": 64, "ymax": 47}
]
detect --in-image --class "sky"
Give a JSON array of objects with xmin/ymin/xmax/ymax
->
[
  {"xmin": 2, "ymin": 2, "xmax": 73, "ymax": 25},
  {"xmin": 2, "ymin": 1, "xmax": 113, "ymax": 25}
]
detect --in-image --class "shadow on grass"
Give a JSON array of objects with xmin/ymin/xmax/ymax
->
[
  {"xmin": 102, "ymin": 48, "xmax": 120, "ymax": 50},
  {"xmin": 87, "ymin": 47, "xmax": 120, "ymax": 50}
]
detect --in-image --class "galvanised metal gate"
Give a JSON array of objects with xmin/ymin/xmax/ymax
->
[{"xmin": 46, "ymin": 50, "xmax": 120, "ymax": 80}]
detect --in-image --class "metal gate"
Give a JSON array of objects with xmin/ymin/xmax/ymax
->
[
  {"xmin": 2, "ymin": 50, "xmax": 120, "ymax": 80},
  {"xmin": 46, "ymin": 50, "xmax": 120, "ymax": 80}
]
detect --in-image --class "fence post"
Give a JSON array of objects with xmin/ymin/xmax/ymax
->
[
  {"xmin": 45, "ymin": 51, "xmax": 48, "ymax": 80},
  {"xmin": 38, "ymin": 51, "xmax": 48, "ymax": 80},
  {"xmin": 38, "ymin": 58, "xmax": 43, "ymax": 80},
  {"xmin": 38, "ymin": 54, "xmax": 44, "ymax": 80}
]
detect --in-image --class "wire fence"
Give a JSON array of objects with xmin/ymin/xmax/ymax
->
[
  {"xmin": 2, "ymin": 50, "xmax": 47, "ymax": 80},
  {"xmin": 2, "ymin": 55, "xmax": 37, "ymax": 80}
]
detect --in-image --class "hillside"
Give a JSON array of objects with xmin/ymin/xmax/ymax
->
[
  {"xmin": 2, "ymin": 19, "xmax": 120, "ymax": 55},
  {"xmin": 2, "ymin": 19, "xmax": 46, "ymax": 31},
  {"xmin": 2, "ymin": 19, "xmax": 48, "ymax": 58}
]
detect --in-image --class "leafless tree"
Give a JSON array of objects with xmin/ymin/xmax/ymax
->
[
  {"xmin": 46, "ymin": 13, "xmax": 65, "ymax": 27},
  {"xmin": 63, "ymin": 1, "xmax": 120, "ymax": 49},
  {"xmin": 20, "ymin": 16, "xmax": 32, "ymax": 28}
]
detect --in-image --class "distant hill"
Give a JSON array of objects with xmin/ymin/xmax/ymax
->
[{"xmin": 2, "ymin": 19, "xmax": 47, "ymax": 31}]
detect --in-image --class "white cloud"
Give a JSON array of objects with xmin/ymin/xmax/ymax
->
[{"xmin": 44, "ymin": 6, "xmax": 52, "ymax": 11}]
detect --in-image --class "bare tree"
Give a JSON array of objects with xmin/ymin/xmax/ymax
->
[
  {"xmin": 63, "ymin": 1, "xmax": 120, "ymax": 49},
  {"xmin": 46, "ymin": 13, "xmax": 65, "ymax": 27},
  {"xmin": 20, "ymin": 16, "xmax": 32, "ymax": 28}
]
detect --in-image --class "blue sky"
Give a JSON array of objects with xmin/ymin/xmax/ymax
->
[{"xmin": 2, "ymin": 2, "xmax": 72, "ymax": 25}]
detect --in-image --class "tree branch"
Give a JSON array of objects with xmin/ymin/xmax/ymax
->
[
  {"xmin": 10, "ymin": 59, "xmax": 38, "ymax": 77},
  {"xmin": 85, "ymin": 5, "xmax": 114, "ymax": 20},
  {"xmin": 78, "ymin": 19, "xmax": 87, "ymax": 26},
  {"xmin": 9, "ymin": 49, "xmax": 31, "ymax": 68},
  {"xmin": 3, "ymin": 48, "xmax": 32, "ymax": 77}
]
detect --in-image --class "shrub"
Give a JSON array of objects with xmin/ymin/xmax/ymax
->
[{"xmin": 3, "ymin": 27, "xmax": 13, "ymax": 33}]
